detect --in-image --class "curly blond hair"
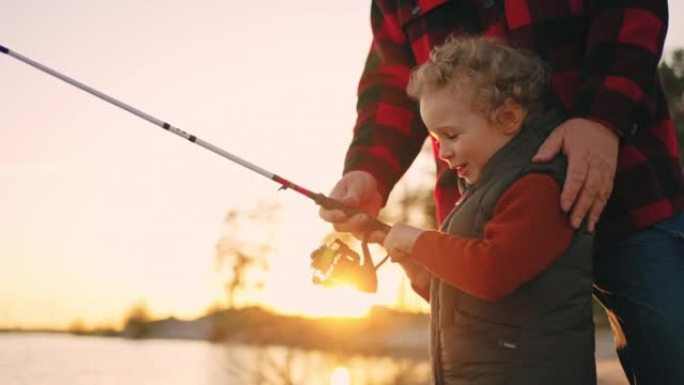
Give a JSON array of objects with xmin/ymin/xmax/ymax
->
[{"xmin": 407, "ymin": 36, "xmax": 550, "ymax": 121}]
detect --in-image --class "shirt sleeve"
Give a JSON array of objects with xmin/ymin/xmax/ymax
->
[
  {"xmin": 410, "ymin": 173, "xmax": 574, "ymax": 301},
  {"xmin": 572, "ymin": 1, "xmax": 668, "ymax": 138},
  {"xmin": 411, "ymin": 281, "xmax": 430, "ymax": 303},
  {"xmin": 343, "ymin": 0, "xmax": 428, "ymax": 202}
]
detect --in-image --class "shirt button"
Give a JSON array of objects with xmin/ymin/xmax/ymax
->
[{"xmin": 411, "ymin": 5, "xmax": 421, "ymax": 15}]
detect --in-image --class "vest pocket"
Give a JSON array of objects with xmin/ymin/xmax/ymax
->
[{"xmin": 438, "ymin": 309, "xmax": 521, "ymax": 377}]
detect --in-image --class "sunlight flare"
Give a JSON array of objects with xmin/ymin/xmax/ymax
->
[{"xmin": 330, "ymin": 366, "xmax": 351, "ymax": 385}]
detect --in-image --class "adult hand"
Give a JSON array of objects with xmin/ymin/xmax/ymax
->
[
  {"xmin": 319, "ymin": 171, "xmax": 385, "ymax": 242},
  {"xmin": 533, "ymin": 118, "xmax": 619, "ymax": 232}
]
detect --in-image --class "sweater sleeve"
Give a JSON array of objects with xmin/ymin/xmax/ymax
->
[
  {"xmin": 411, "ymin": 281, "xmax": 430, "ymax": 303},
  {"xmin": 410, "ymin": 173, "xmax": 574, "ymax": 301},
  {"xmin": 343, "ymin": 0, "xmax": 428, "ymax": 202}
]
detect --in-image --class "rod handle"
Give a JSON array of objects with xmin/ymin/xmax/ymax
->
[{"xmin": 313, "ymin": 193, "xmax": 390, "ymax": 233}]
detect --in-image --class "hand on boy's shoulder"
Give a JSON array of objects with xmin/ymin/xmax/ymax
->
[{"xmin": 532, "ymin": 118, "xmax": 618, "ymax": 232}]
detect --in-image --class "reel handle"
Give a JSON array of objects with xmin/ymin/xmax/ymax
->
[{"xmin": 313, "ymin": 193, "xmax": 390, "ymax": 233}]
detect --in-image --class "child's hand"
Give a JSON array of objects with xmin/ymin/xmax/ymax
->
[{"xmin": 383, "ymin": 224, "xmax": 424, "ymax": 262}]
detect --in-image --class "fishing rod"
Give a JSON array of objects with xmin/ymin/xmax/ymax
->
[{"xmin": 0, "ymin": 44, "xmax": 391, "ymax": 292}]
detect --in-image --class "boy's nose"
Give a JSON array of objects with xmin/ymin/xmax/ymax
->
[{"xmin": 438, "ymin": 143, "xmax": 453, "ymax": 161}]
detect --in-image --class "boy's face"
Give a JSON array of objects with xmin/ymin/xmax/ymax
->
[{"xmin": 419, "ymin": 85, "xmax": 521, "ymax": 185}]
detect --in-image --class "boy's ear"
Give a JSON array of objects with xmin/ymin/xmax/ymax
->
[{"xmin": 495, "ymin": 98, "xmax": 525, "ymax": 135}]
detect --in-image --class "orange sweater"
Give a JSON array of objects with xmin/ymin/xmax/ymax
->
[{"xmin": 411, "ymin": 173, "xmax": 574, "ymax": 302}]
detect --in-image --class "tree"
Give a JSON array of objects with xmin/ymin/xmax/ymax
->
[
  {"xmin": 122, "ymin": 301, "xmax": 152, "ymax": 339},
  {"xmin": 67, "ymin": 318, "xmax": 87, "ymax": 335},
  {"xmin": 215, "ymin": 201, "xmax": 280, "ymax": 308},
  {"xmin": 659, "ymin": 48, "xmax": 684, "ymax": 162}
]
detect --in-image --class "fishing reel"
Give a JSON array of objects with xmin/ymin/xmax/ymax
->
[{"xmin": 310, "ymin": 237, "xmax": 386, "ymax": 293}]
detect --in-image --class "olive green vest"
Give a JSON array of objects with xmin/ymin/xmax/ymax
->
[{"xmin": 431, "ymin": 110, "xmax": 596, "ymax": 385}]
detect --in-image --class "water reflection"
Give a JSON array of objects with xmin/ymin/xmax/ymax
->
[
  {"xmin": 330, "ymin": 367, "xmax": 351, "ymax": 385},
  {"xmin": 210, "ymin": 342, "xmax": 431, "ymax": 385},
  {"xmin": 0, "ymin": 334, "xmax": 431, "ymax": 385},
  {"xmin": 0, "ymin": 332, "xmax": 627, "ymax": 384}
]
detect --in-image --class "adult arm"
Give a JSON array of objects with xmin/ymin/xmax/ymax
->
[
  {"xmin": 343, "ymin": 0, "xmax": 428, "ymax": 202},
  {"xmin": 534, "ymin": 1, "xmax": 668, "ymax": 231},
  {"xmin": 320, "ymin": 1, "xmax": 428, "ymax": 239}
]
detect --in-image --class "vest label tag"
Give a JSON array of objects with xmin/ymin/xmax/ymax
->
[{"xmin": 497, "ymin": 340, "xmax": 518, "ymax": 350}]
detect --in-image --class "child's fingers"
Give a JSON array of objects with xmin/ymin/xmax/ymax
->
[{"xmin": 388, "ymin": 249, "xmax": 410, "ymax": 263}]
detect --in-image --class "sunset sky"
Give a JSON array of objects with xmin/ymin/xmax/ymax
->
[{"xmin": 1, "ymin": 1, "xmax": 683, "ymax": 329}]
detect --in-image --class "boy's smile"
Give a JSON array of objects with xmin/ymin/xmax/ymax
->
[
  {"xmin": 452, "ymin": 164, "xmax": 468, "ymax": 178},
  {"xmin": 419, "ymin": 84, "xmax": 523, "ymax": 184}
]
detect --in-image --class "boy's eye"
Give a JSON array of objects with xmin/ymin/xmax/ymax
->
[{"xmin": 429, "ymin": 130, "xmax": 459, "ymax": 142}]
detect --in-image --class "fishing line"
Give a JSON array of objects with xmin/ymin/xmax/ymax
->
[{"xmin": 1, "ymin": 44, "xmax": 391, "ymax": 292}]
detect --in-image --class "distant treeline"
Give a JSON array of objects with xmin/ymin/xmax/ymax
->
[{"xmin": 119, "ymin": 306, "xmax": 431, "ymax": 357}]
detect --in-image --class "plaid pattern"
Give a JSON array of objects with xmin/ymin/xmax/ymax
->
[{"xmin": 344, "ymin": 0, "xmax": 684, "ymax": 241}]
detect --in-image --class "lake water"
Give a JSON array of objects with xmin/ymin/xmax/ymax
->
[{"xmin": 0, "ymin": 333, "xmax": 431, "ymax": 385}]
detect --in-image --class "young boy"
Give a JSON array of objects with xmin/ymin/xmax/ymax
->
[{"xmin": 383, "ymin": 37, "xmax": 596, "ymax": 385}]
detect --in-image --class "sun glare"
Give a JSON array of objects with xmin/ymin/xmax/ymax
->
[
  {"xmin": 330, "ymin": 366, "xmax": 351, "ymax": 385},
  {"xmin": 262, "ymin": 248, "xmax": 403, "ymax": 318},
  {"xmin": 276, "ymin": 285, "xmax": 377, "ymax": 318}
]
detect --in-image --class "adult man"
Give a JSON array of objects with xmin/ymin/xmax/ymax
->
[{"xmin": 321, "ymin": 1, "xmax": 684, "ymax": 384}]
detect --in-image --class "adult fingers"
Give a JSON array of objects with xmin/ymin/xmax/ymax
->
[
  {"xmin": 387, "ymin": 248, "xmax": 410, "ymax": 263},
  {"xmin": 319, "ymin": 208, "xmax": 349, "ymax": 223},
  {"xmin": 330, "ymin": 212, "xmax": 371, "ymax": 235},
  {"xmin": 587, "ymin": 168, "xmax": 614, "ymax": 232},
  {"xmin": 533, "ymin": 126, "xmax": 564, "ymax": 162},
  {"xmin": 568, "ymin": 156, "xmax": 600, "ymax": 229},
  {"xmin": 319, "ymin": 178, "xmax": 358, "ymax": 222},
  {"xmin": 367, "ymin": 230, "xmax": 387, "ymax": 245},
  {"xmin": 561, "ymin": 151, "xmax": 590, "ymax": 214},
  {"xmin": 586, "ymin": 194, "xmax": 607, "ymax": 233}
]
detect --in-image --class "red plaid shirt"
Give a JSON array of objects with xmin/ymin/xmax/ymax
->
[{"xmin": 345, "ymin": 0, "xmax": 684, "ymax": 241}]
